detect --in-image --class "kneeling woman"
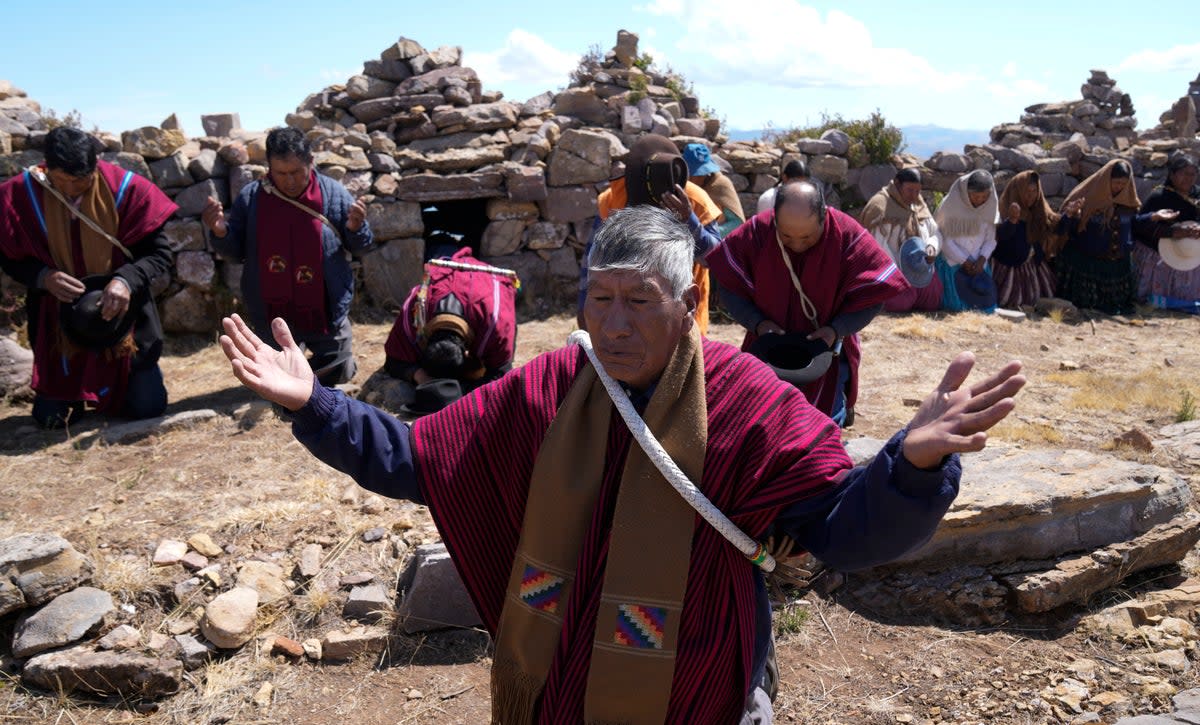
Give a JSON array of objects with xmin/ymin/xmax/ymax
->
[
  {"xmin": 1057, "ymin": 160, "xmax": 1176, "ymax": 315},
  {"xmin": 1133, "ymin": 153, "xmax": 1200, "ymax": 313},
  {"xmin": 993, "ymin": 171, "xmax": 1061, "ymax": 308},
  {"xmin": 935, "ymin": 170, "xmax": 999, "ymax": 312}
]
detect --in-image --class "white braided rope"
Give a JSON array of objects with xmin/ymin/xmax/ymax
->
[{"xmin": 568, "ymin": 330, "xmax": 776, "ymax": 572}]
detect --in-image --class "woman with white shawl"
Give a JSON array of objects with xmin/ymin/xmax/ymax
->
[{"xmin": 934, "ymin": 171, "xmax": 999, "ymax": 312}]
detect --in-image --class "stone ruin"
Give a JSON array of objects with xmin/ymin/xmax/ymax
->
[{"xmin": 7, "ymin": 42, "xmax": 1200, "ymax": 338}]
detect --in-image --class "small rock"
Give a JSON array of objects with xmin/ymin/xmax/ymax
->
[
  {"xmin": 1114, "ymin": 428, "xmax": 1154, "ymax": 453},
  {"xmin": 146, "ymin": 632, "xmax": 171, "ymax": 651},
  {"xmin": 995, "ymin": 308, "xmax": 1026, "ymax": 322},
  {"xmin": 320, "ymin": 625, "xmax": 390, "ymax": 661},
  {"xmin": 302, "ymin": 638, "xmax": 322, "ymax": 660},
  {"xmin": 362, "ymin": 527, "xmax": 386, "ymax": 543},
  {"xmin": 1059, "ymin": 360, "xmax": 1081, "ymax": 371},
  {"xmin": 340, "ymin": 572, "xmax": 375, "ymax": 587},
  {"xmin": 199, "ymin": 586, "xmax": 258, "ymax": 649},
  {"xmin": 340, "ymin": 484, "xmax": 362, "ymax": 504},
  {"xmin": 166, "ymin": 615, "xmax": 198, "ymax": 636},
  {"xmin": 902, "ymin": 398, "xmax": 922, "ymax": 407},
  {"xmin": 97, "ymin": 624, "xmax": 141, "ymax": 651},
  {"xmin": 237, "ymin": 560, "xmax": 290, "ymax": 603},
  {"xmin": 180, "ymin": 551, "xmax": 209, "ymax": 571},
  {"xmin": 344, "ymin": 584, "xmax": 392, "ymax": 623},
  {"xmin": 153, "ymin": 540, "xmax": 189, "ymax": 566},
  {"xmin": 1040, "ymin": 344, "xmax": 1051, "ymax": 352},
  {"xmin": 187, "ymin": 534, "xmax": 223, "ymax": 558},
  {"xmin": 174, "ymin": 634, "xmax": 215, "ymax": 670},
  {"xmin": 252, "ymin": 681, "xmax": 274, "ymax": 709},
  {"xmin": 271, "ymin": 635, "xmax": 304, "ymax": 658},
  {"xmin": 174, "ymin": 577, "xmax": 203, "ymax": 604},
  {"xmin": 407, "ymin": 688, "xmax": 425, "ymax": 700},
  {"xmin": 1143, "ymin": 649, "xmax": 1190, "ymax": 673},
  {"xmin": 298, "ymin": 543, "xmax": 323, "ymax": 579},
  {"xmin": 361, "ymin": 495, "xmax": 386, "ymax": 515}
]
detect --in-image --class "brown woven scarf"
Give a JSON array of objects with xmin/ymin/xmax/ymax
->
[
  {"xmin": 42, "ymin": 171, "xmax": 136, "ymax": 359},
  {"xmin": 492, "ymin": 326, "xmax": 707, "ymax": 725}
]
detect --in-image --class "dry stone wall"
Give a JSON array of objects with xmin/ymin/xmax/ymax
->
[{"xmin": 5, "ymin": 38, "xmax": 1200, "ymax": 333}]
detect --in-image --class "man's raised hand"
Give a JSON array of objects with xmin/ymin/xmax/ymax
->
[
  {"xmin": 901, "ymin": 352, "xmax": 1025, "ymax": 470},
  {"xmin": 219, "ymin": 314, "xmax": 314, "ymax": 411},
  {"xmin": 201, "ymin": 198, "xmax": 228, "ymax": 238}
]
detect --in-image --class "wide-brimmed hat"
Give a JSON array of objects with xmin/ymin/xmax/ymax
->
[
  {"xmin": 899, "ymin": 237, "xmax": 934, "ymax": 288},
  {"xmin": 60, "ymin": 275, "xmax": 135, "ymax": 350},
  {"xmin": 682, "ymin": 143, "xmax": 720, "ymax": 177},
  {"xmin": 747, "ymin": 333, "xmax": 833, "ymax": 387},
  {"xmin": 1159, "ymin": 236, "xmax": 1200, "ymax": 271},
  {"xmin": 399, "ymin": 378, "xmax": 463, "ymax": 417},
  {"xmin": 953, "ymin": 267, "xmax": 998, "ymax": 310}
]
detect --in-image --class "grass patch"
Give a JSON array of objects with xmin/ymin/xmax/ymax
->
[
  {"xmin": 774, "ymin": 603, "xmax": 811, "ymax": 637},
  {"xmin": 1046, "ymin": 369, "xmax": 1200, "ymax": 415},
  {"xmin": 1177, "ymin": 390, "xmax": 1196, "ymax": 423},
  {"xmin": 889, "ymin": 318, "xmax": 947, "ymax": 341},
  {"xmin": 990, "ymin": 421, "xmax": 1065, "ymax": 445}
]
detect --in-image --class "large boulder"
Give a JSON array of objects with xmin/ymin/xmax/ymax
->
[
  {"xmin": 393, "ymin": 170, "xmax": 504, "ymax": 202},
  {"xmin": 160, "ymin": 287, "xmax": 220, "ymax": 334},
  {"xmin": 345, "ymin": 75, "xmax": 397, "ymax": 102},
  {"xmin": 200, "ymin": 113, "xmax": 241, "ymax": 138},
  {"xmin": 365, "ymin": 200, "xmax": 423, "ymax": 242},
  {"xmin": 837, "ymin": 443, "xmax": 1200, "ymax": 625},
  {"xmin": 199, "ymin": 586, "xmax": 258, "ymax": 649},
  {"xmin": 430, "ymin": 102, "xmax": 519, "ymax": 132},
  {"xmin": 121, "ymin": 127, "xmax": 185, "ymax": 160},
  {"xmin": 547, "ymin": 129, "xmax": 616, "ymax": 186},
  {"xmin": 148, "ymin": 152, "xmax": 193, "ymax": 189},
  {"xmin": 361, "ymin": 238, "xmax": 424, "ymax": 309},
  {"xmin": 396, "ymin": 543, "xmax": 481, "ymax": 633},
  {"xmin": 22, "ymin": 647, "xmax": 183, "ymax": 699},
  {"xmin": 0, "ymin": 335, "xmax": 32, "ymax": 397},
  {"xmin": 13, "ymin": 587, "xmax": 114, "ymax": 658},
  {"xmin": 552, "ymin": 87, "xmax": 610, "ymax": 125},
  {"xmin": 0, "ymin": 533, "xmax": 94, "ymax": 617},
  {"xmin": 540, "ymin": 185, "xmax": 599, "ymax": 224},
  {"xmin": 173, "ymin": 179, "xmax": 228, "ymax": 218}
]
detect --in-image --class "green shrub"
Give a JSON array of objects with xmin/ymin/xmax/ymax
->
[
  {"xmin": 764, "ymin": 110, "xmax": 906, "ymax": 165},
  {"xmin": 1177, "ymin": 390, "xmax": 1196, "ymax": 423},
  {"xmin": 626, "ymin": 74, "xmax": 649, "ymax": 105},
  {"xmin": 632, "ymin": 52, "xmax": 654, "ymax": 71},
  {"xmin": 568, "ymin": 44, "xmax": 604, "ymax": 88}
]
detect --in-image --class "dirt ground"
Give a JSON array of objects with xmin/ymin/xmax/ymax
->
[{"xmin": 1, "ymin": 306, "xmax": 1198, "ymax": 725}]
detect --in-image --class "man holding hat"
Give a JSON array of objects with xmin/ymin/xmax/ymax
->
[
  {"xmin": 383, "ymin": 247, "xmax": 519, "ymax": 414},
  {"xmin": 577, "ymin": 134, "xmax": 723, "ymax": 334},
  {"xmin": 0, "ymin": 127, "xmax": 177, "ymax": 428},
  {"xmin": 708, "ymin": 182, "xmax": 909, "ymax": 426},
  {"xmin": 219, "ymin": 204, "xmax": 1025, "ymax": 723},
  {"xmin": 683, "ymin": 142, "xmax": 745, "ymax": 238}
]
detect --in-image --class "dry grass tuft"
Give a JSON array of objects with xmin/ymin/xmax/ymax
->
[
  {"xmin": 990, "ymin": 420, "xmax": 1065, "ymax": 445},
  {"xmin": 889, "ymin": 318, "xmax": 947, "ymax": 341},
  {"xmin": 1045, "ymin": 368, "xmax": 1200, "ymax": 415}
]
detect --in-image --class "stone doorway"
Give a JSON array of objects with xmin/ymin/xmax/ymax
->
[{"xmin": 420, "ymin": 199, "xmax": 488, "ymax": 260}]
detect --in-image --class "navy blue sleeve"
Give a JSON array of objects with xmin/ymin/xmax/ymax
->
[
  {"xmin": 775, "ymin": 430, "xmax": 960, "ymax": 571},
  {"xmin": 291, "ymin": 380, "xmax": 423, "ymax": 504},
  {"xmin": 687, "ymin": 214, "xmax": 722, "ymax": 264},
  {"xmin": 713, "ymin": 278, "xmax": 766, "ymax": 333}
]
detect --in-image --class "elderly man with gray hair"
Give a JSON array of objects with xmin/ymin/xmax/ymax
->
[{"xmin": 218, "ymin": 205, "xmax": 1025, "ymax": 724}]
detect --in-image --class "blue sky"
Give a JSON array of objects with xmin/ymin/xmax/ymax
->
[{"xmin": 6, "ymin": 0, "xmax": 1200, "ymax": 137}]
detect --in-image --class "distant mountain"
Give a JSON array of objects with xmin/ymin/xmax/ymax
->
[
  {"xmin": 900, "ymin": 125, "xmax": 990, "ymax": 158},
  {"xmin": 725, "ymin": 125, "xmax": 991, "ymax": 159}
]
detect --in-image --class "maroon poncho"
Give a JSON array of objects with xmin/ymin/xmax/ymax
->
[
  {"xmin": 0, "ymin": 161, "xmax": 176, "ymax": 409},
  {"xmin": 255, "ymin": 172, "xmax": 329, "ymax": 334},
  {"xmin": 706, "ymin": 207, "xmax": 909, "ymax": 413},
  {"xmin": 412, "ymin": 338, "xmax": 853, "ymax": 723},
  {"xmin": 385, "ymin": 247, "xmax": 517, "ymax": 373}
]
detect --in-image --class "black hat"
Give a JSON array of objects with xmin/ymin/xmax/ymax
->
[
  {"xmin": 60, "ymin": 275, "xmax": 135, "ymax": 350},
  {"xmin": 400, "ymin": 378, "xmax": 464, "ymax": 418},
  {"xmin": 747, "ymin": 333, "xmax": 833, "ymax": 387}
]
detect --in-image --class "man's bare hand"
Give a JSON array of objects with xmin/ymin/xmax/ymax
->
[
  {"xmin": 660, "ymin": 184, "xmax": 692, "ymax": 223},
  {"xmin": 806, "ymin": 326, "xmax": 837, "ymax": 347},
  {"xmin": 902, "ymin": 352, "xmax": 1025, "ymax": 470},
  {"xmin": 44, "ymin": 270, "xmax": 85, "ymax": 303},
  {"xmin": 99, "ymin": 278, "xmax": 130, "ymax": 321},
  {"xmin": 756, "ymin": 319, "xmax": 786, "ymax": 337},
  {"xmin": 346, "ymin": 198, "xmax": 367, "ymax": 232},
  {"xmin": 219, "ymin": 314, "xmax": 314, "ymax": 411},
  {"xmin": 201, "ymin": 197, "xmax": 227, "ymax": 237}
]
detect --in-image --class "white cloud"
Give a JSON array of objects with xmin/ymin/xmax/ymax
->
[
  {"xmin": 318, "ymin": 68, "xmax": 356, "ymax": 83},
  {"xmin": 640, "ymin": 0, "xmax": 976, "ymax": 92},
  {"xmin": 1118, "ymin": 43, "xmax": 1200, "ymax": 73},
  {"xmin": 1001, "ymin": 61, "xmax": 1018, "ymax": 78},
  {"xmin": 987, "ymin": 78, "xmax": 1050, "ymax": 99},
  {"xmin": 462, "ymin": 29, "xmax": 579, "ymax": 87}
]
